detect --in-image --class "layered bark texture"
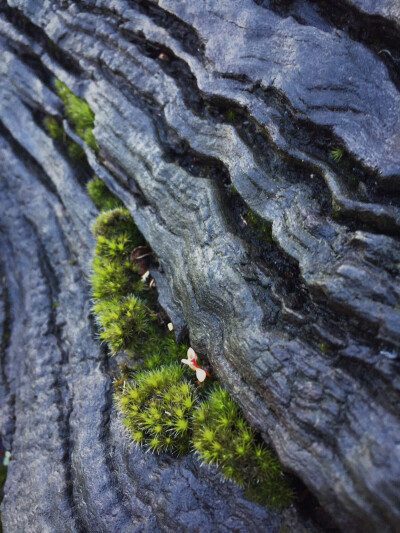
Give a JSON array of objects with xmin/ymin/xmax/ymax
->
[{"xmin": 0, "ymin": 1, "xmax": 399, "ymax": 532}]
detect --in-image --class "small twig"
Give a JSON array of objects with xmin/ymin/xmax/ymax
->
[{"xmin": 142, "ymin": 302, "xmax": 158, "ymax": 318}]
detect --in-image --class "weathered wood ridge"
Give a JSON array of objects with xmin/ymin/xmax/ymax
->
[{"xmin": 0, "ymin": 1, "xmax": 399, "ymax": 532}]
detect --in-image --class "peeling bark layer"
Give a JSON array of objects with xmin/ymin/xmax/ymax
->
[{"xmin": 0, "ymin": 1, "xmax": 399, "ymax": 532}]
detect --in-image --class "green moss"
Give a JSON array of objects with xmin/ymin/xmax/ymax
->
[
  {"xmin": 137, "ymin": 327, "xmax": 188, "ymax": 370},
  {"xmin": 44, "ymin": 114, "xmax": 86, "ymax": 161},
  {"xmin": 246, "ymin": 209, "xmax": 273, "ymax": 244},
  {"xmin": 44, "ymin": 116, "xmax": 64, "ymax": 141},
  {"xmin": 115, "ymin": 364, "xmax": 196, "ymax": 455},
  {"xmin": 91, "ymin": 256, "xmax": 144, "ymax": 301},
  {"xmin": 54, "ymin": 79, "xmax": 99, "ymax": 153},
  {"xmin": 193, "ymin": 387, "xmax": 292, "ymax": 508},
  {"xmin": 89, "ymin": 198, "xmax": 292, "ymax": 509},
  {"xmin": 87, "ymin": 178, "xmax": 124, "ymax": 211},
  {"xmin": 330, "ymin": 147, "xmax": 343, "ymax": 162},
  {"xmin": 225, "ymin": 109, "xmax": 236, "ymax": 122},
  {"xmin": 94, "ymin": 295, "xmax": 150, "ymax": 354},
  {"xmin": 90, "ymin": 206, "xmax": 184, "ymax": 365},
  {"xmin": 92, "ymin": 208, "xmax": 143, "ymax": 244},
  {"xmin": 318, "ymin": 342, "xmax": 331, "ymax": 354},
  {"xmin": 67, "ymin": 141, "xmax": 86, "ymax": 161},
  {"xmin": 229, "ymin": 184, "xmax": 239, "ymax": 196}
]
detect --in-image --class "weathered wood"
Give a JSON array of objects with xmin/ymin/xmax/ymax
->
[{"xmin": 0, "ymin": 1, "xmax": 399, "ymax": 531}]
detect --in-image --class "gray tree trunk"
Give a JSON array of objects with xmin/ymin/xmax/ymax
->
[{"xmin": 0, "ymin": 1, "xmax": 399, "ymax": 532}]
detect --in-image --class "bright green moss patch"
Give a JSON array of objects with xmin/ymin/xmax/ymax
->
[
  {"xmin": 193, "ymin": 387, "xmax": 293, "ymax": 508},
  {"xmin": 94, "ymin": 295, "xmax": 149, "ymax": 354},
  {"xmin": 138, "ymin": 326, "xmax": 188, "ymax": 370},
  {"xmin": 44, "ymin": 115, "xmax": 64, "ymax": 141},
  {"xmin": 90, "ymin": 182, "xmax": 292, "ymax": 508},
  {"xmin": 91, "ymin": 202, "xmax": 187, "ymax": 366},
  {"xmin": 87, "ymin": 178, "xmax": 124, "ymax": 211},
  {"xmin": 54, "ymin": 79, "xmax": 99, "ymax": 153},
  {"xmin": 91, "ymin": 256, "xmax": 144, "ymax": 301},
  {"xmin": 92, "ymin": 208, "xmax": 142, "ymax": 242},
  {"xmin": 115, "ymin": 364, "xmax": 195, "ymax": 455}
]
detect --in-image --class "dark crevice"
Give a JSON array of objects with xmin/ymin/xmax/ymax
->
[
  {"xmin": 83, "ymin": 34, "xmax": 399, "ymax": 369},
  {"xmin": 97, "ymin": 346, "xmax": 135, "ymax": 515},
  {"xmin": 0, "ymin": 28, "xmax": 53, "ymax": 89},
  {"xmin": 335, "ymin": 354, "xmax": 400, "ymax": 419},
  {"xmin": 247, "ymin": 83, "xmax": 398, "ymax": 200},
  {"xmin": 119, "ymin": 26, "xmax": 204, "ymax": 115},
  {"xmin": 0, "ymin": 3, "xmax": 83, "ymax": 76},
  {"xmin": 218, "ymin": 183, "xmax": 399, "ymax": 396},
  {"xmin": 72, "ymin": 4, "xmax": 336, "ymax": 214},
  {"xmin": 95, "ymin": 60, "xmax": 231, "ymax": 188},
  {"xmin": 0, "ymin": 267, "xmax": 12, "ymax": 396},
  {"xmin": 307, "ymin": 0, "xmax": 400, "ymax": 92},
  {"xmin": 253, "ymin": 0, "xmax": 400, "ymax": 91},
  {"xmin": 120, "ymin": 22, "xmax": 398, "ymax": 217},
  {"xmin": 127, "ymin": 0, "xmax": 205, "ymax": 59}
]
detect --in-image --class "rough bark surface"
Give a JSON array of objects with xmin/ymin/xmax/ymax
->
[{"xmin": 0, "ymin": 1, "xmax": 399, "ymax": 532}]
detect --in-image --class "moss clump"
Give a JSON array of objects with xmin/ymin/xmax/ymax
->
[
  {"xmin": 55, "ymin": 79, "xmax": 99, "ymax": 153},
  {"xmin": 94, "ymin": 295, "xmax": 149, "ymax": 354},
  {"xmin": 89, "ymin": 191, "xmax": 292, "ymax": 509},
  {"xmin": 95, "ymin": 233, "xmax": 133, "ymax": 262},
  {"xmin": 193, "ymin": 387, "xmax": 292, "ymax": 508},
  {"xmin": 92, "ymin": 208, "xmax": 142, "ymax": 243},
  {"xmin": 43, "ymin": 115, "xmax": 64, "ymax": 141},
  {"xmin": 44, "ymin": 115, "xmax": 86, "ymax": 161},
  {"xmin": 90, "ymin": 204, "xmax": 187, "ymax": 365},
  {"xmin": 115, "ymin": 365, "xmax": 196, "ymax": 455},
  {"xmin": 91, "ymin": 255, "xmax": 145, "ymax": 301},
  {"xmin": 246, "ymin": 209, "xmax": 273, "ymax": 244},
  {"xmin": 87, "ymin": 178, "xmax": 124, "ymax": 211},
  {"xmin": 134, "ymin": 324, "xmax": 188, "ymax": 370}
]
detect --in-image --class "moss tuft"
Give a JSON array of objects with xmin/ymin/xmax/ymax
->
[
  {"xmin": 87, "ymin": 178, "xmax": 124, "ymax": 212},
  {"xmin": 55, "ymin": 79, "xmax": 99, "ymax": 153},
  {"xmin": 92, "ymin": 208, "xmax": 142, "ymax": 243},
  {"xmin": 330, "ymin": 147, "xmax": 343, "ymax": 162},
  {"xmin": 137, "ymin": 326, "xmax": 188, "ymax": 370},
  {"xmin": 94, "ymin": 295, "xmax": 150, "ymax": 354},
  {"xmin": 91, "ymin": 256, "xmax": 145, "ymax": 301},
  {"xmin": 115, "ymin": 364, "xmax": 196, "ymax": 454},
  {"xmin": 193, "ymin": 387, "xmax": 292, "ymax": 508},
  {"xmin": 44, "ymin": 116, "xmax": 64, "ymax": 141},
  {"xmin": 89, "ymin": 191, "xmax": 292, "ymax": 509},
  {"xmin": 44, "ymin": 114, "xmax": 85, "ymax": 161},
  {"xmin": 225, "ymin": 109, "xmax": 236, "ymax": 122}
]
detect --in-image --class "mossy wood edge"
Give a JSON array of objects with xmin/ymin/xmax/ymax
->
[{"xmin": 88, "ymin": 180, "xmax": 292, "ymax": 508}]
